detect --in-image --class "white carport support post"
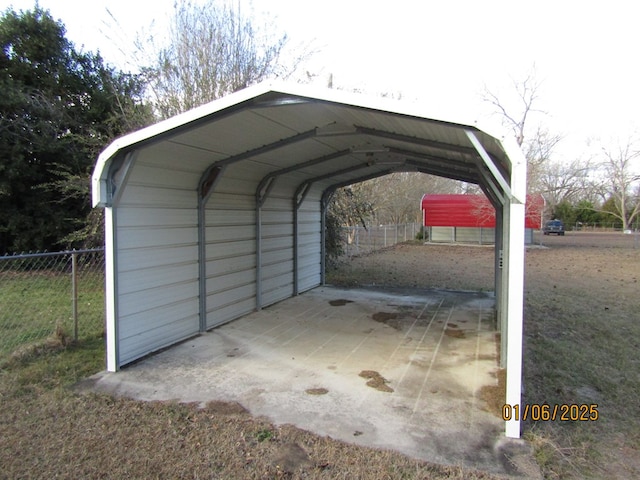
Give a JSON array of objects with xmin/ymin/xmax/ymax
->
[
  {"xmin": 467, "ymin": 131, "xmax": 526, "ymax": 439},
  {"xmin": 502, "ymin": 137, "xmax": 527, "ymax": 439},
  {"xmin": 104, "ymin": 207, "xmax": 119, "ymax": 372},
  {"xmin": 503, "ymin": 200, "xmax": 525, "ymax": 438}
]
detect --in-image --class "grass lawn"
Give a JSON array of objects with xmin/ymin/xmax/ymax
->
[{"xmin": 0, "ymin": 270, "xmax": 104, "ymax": 357}]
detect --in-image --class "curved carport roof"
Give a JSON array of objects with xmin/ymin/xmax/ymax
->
[{"xmin": 92, "ymin": 82, "xmax": 526, "ymax": 438}]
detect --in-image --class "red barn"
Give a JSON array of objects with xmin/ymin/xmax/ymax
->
[{"xmin": 421, "ymin": 194, "xmax": 544, "ymax": 244}]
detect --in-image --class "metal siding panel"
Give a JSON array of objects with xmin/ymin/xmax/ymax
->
[
  {"xmin": 298, "ymin": 272, "xmax": 320, "ymax": 292},
  {"xmin": 214, "ymin": 176, "xmax": 259, "ymax": 195},
  {"xmin": 127, "ymin": 164, "xmax": 200, "ymax": 190},
  {"xmin": 262, "ymin": 259, "xmax": 293, "ymax": 279},
  {"xmin": 455, "ymin": 227, "xmax": 481, "ymax": 243},
  {"xmin": 261, "ymin": 196, "xmax": 292, "ymax": 211},
  {"xmin": 113, "ymin": 168, "xmax": 198, "ymax": 367},
  {"xmin": 422, "ymin": 194, "xmax": 543, "ymax": 230},
  {"xmin": 119, "ymin": 281, "xmax": 198, "ymax": 317},
  {"xmin": 119, "ymin": 185, "xmax": 196, "ymax": 208},
  {"xmin": 206, "ymin": 239, "xmax": 255, "ymax": 259},
  {"xmin": 118, "ymin": 226, "xmax": 197, "ymax": 250},
  {"xmin": 430, "ymin": 227, "xmax": 455, "ymax": 242},
  {"xmin": 525, "ymin": 229, "xmax": 533, "ymax": 244},
  {"xmin": 207, "ymin": 254, "xmax": 256, "ymax": 278},
  {"xmin": 482, "ymin": 228, "xmax": 496, "ymax": 244},
  {"xmin": 206, "ymin": 225, "xmax": 254, "ymax": 242},
  {"xmin": 135, "ymin": 141, "xmax": 224, "ymax": 173},
  {"xmin": 118, "ymin": 207, "xmax": 197, "ymax": 228},
  {"xmin": 120, "ymin": 262, "xmax": 198, "ymax": 293},
  {"xmin": 117, "ymin": 245, "xmax": 198, "ymax": 271},
  {"xmin": 119, "ymin": 310, "xmax": 199, "ymax": 365},
  {"xmin": 207, "ymin": 298, "xmax": 255, "ymax": 328},
  {"xmin": 169, "ymin": 109, "xmax": 295, "ymax": 155},
  {"xmin": 262, "ymin": 236, "xmax": 292, "ymax": 252},
  {"xmin": 261, "ymin": 214, "xmax": 292, "ymax": 228},
  {"xmin": 119, "ymin": 299, "xmax": 199, "ymax": 339},
  {"xmin": 261, "ymin": 247, "xmax": 292, "ymax": 265},
  {"xmin": 207, "ymin": 283, "xmax": 255, "ymax": 310},
  {"xmin": 208, "ymin": 268, "xmax": 254, "ymax": 290},
  {"xmin": 206, "ymin": 209, "xmax": 255, "ymax": 225},
  {"xmin": 207, "ymin": 192, "xmax": 254, "ymax": 209},
  {"xmin": 261, "ymin": 223, "xmax": 293, "ymax": 238},
  {"xmin": 261, "ymin": 282, "xmax": 292, "ymax": 306}
]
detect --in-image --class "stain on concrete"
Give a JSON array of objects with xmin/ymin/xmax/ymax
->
[
  {"xmin": 372, "ymin": 311, "xmax": 402, "ymax": 330},
  {"xmin": 479, "ymin": 368, "xmax": 506, "ymax": 417},
  {"xmin": 305, "ymin": 387, "xmax": 329, "ymax": 395},
  {"xmin": 445, "ymin": 328, "xmax": 465, "ymax": 338},
  {"xmin": 329, "ymin": 299, "xmax": 353, "ymax": 306},
  {"xmin": 359, "ymin": 370, "xmax": 394, "ymax": 393}
]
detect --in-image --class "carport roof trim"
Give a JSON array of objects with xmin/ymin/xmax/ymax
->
[{"xmin": 92, "ymin": 81, "xmax": 522, "ymax": 208}]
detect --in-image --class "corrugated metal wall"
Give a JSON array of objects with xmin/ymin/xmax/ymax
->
[
  {"xmin": 202, "ymin": 162, "xmax": 323, "ymax": 330},
  {"xmin": 297, "ymin": 190, "xmax": 322, "ymax": 293},
  {"xmin": 114, "ymin": 147, "xmax": 201, "ymax": 365},
  {"xmin": 204, "ymin": 161, "xmax": 259, "ymax": 330},
  {"xmin": 429, "ymin": 227, "xmax": 533, "ymax": 245}
]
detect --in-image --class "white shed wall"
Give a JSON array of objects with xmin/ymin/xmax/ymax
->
[
  {"xmin": 260, "ymin": 194, "xmax": 295, "ymax": 306},
  {"xmin": 114, "ymin": 154, "xmax": 200, "ymax": 365}
]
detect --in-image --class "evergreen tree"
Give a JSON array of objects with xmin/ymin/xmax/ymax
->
[{"xmin": 0, "ymin": 6, "xmax": 151, "ymax": 253}]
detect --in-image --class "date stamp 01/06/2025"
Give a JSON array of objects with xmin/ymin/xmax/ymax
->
[{"xmin": 502, "ymin": 404, "xmax": 599, "ymax": 422}]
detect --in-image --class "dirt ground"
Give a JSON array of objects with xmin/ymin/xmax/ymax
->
[{"xmin": 329, "ymin": 231, "xmax": 640, "ymax": 479}]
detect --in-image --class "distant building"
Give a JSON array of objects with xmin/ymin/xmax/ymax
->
[{"xmin": 420, "ymin": 194, "xmax": 544, "ymax": 244}]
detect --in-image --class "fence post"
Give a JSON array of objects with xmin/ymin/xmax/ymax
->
[{"xmin": 72, "ymin": 252, "xmax": 78, "ymax": 341}]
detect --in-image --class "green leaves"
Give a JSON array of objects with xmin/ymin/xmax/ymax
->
[{"xmin": 0, "ymin": 6, "xmax": 152, "ymax": 253}]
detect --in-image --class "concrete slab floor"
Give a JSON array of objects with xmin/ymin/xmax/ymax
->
[{"xmin": 82, "ymin": 286, "xmax": 539, "ymax": 478}]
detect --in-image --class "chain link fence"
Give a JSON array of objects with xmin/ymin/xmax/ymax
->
[
  {"xmin": 0, "ymin": 249, "xmax": 105, "ymax": 359},
  {"xmin": 342, "ymin": 223, "xmax": 421, "ymax": 257}
]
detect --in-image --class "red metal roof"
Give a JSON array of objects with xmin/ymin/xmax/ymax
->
[{"xmin": 421, "ymin": 194, "xmax": 544, "ymax": 229}]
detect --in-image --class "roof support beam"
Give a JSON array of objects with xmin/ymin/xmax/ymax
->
[
  {"xmin": 386, "ymin": 147, "xmax": 477, "ymax": 176},
  {"xmin": 256, "ymin": 149, "xmax": 351, "ymax": 207},
  {"xmin": 197, "ymin": 164, "xmax": 226, "ymax": 330},
  {"xmin": 475, "ymin": 163, "xmax": 505, "ymax": 206},
  {"xmin": 108, "ymin": 151, "xmax": 138, "ymax": 207},
  {"xmin": 214, "ymin": 128, "xmax": 318, "ymax": 168},
  {"xmin": 403, "ymin": 159, "xmax": 478, "ymax": 184},
  {"xmin": 294, "ymin": 162, "xmax": 377, "ymax": 199},
  {"xmin": 356, "ymin": 125, "xmax": 478, "ymax": 157},
  {"xmin": 466, "ymin": 130, "xmax": 511, "ymax": 199}
]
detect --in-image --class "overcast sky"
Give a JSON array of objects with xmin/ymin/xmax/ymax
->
[{"xmin": 2, "ymin": 0, "xmax": 638, "ymax": 161}]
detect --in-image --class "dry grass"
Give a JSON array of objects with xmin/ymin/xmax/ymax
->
[{"xmin": 1, "ymin": 231, "xmax": 638, "ymax": 479}]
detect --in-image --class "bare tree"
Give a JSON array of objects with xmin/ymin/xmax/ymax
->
[
  {"xmin": 538, "ymin": 159, "xmax": 592, "ymax": 214},
  {"xmin": 482, "ymin": 69, "xmax": 544, "ymax": 148},
  {"xmin": 524, "ymin": 126, "xmax": 563, "ymax": 193},
  {"xmin": 482, "ymin": 68, "xmax": 565, "ymax": 196},
  {"xmin": 138, "ymin": 0, "xmax": 306, "ymax": 118},
  {"xmin": 357, "ymin": 172, "xmax": 460, "ymax": 225},
  {"xmin": 596, "ymin": 137, "xmax": 640, "ymax": 230}
]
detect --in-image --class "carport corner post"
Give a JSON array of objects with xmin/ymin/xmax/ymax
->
[{"xmin": 504, "ymin": 201, "xmax": 525, "ymax": 438}]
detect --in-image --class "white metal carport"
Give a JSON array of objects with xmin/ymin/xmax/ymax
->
[{"xmin": 91, "ymin": 82, "xmax": 526, "ymax": 438}]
